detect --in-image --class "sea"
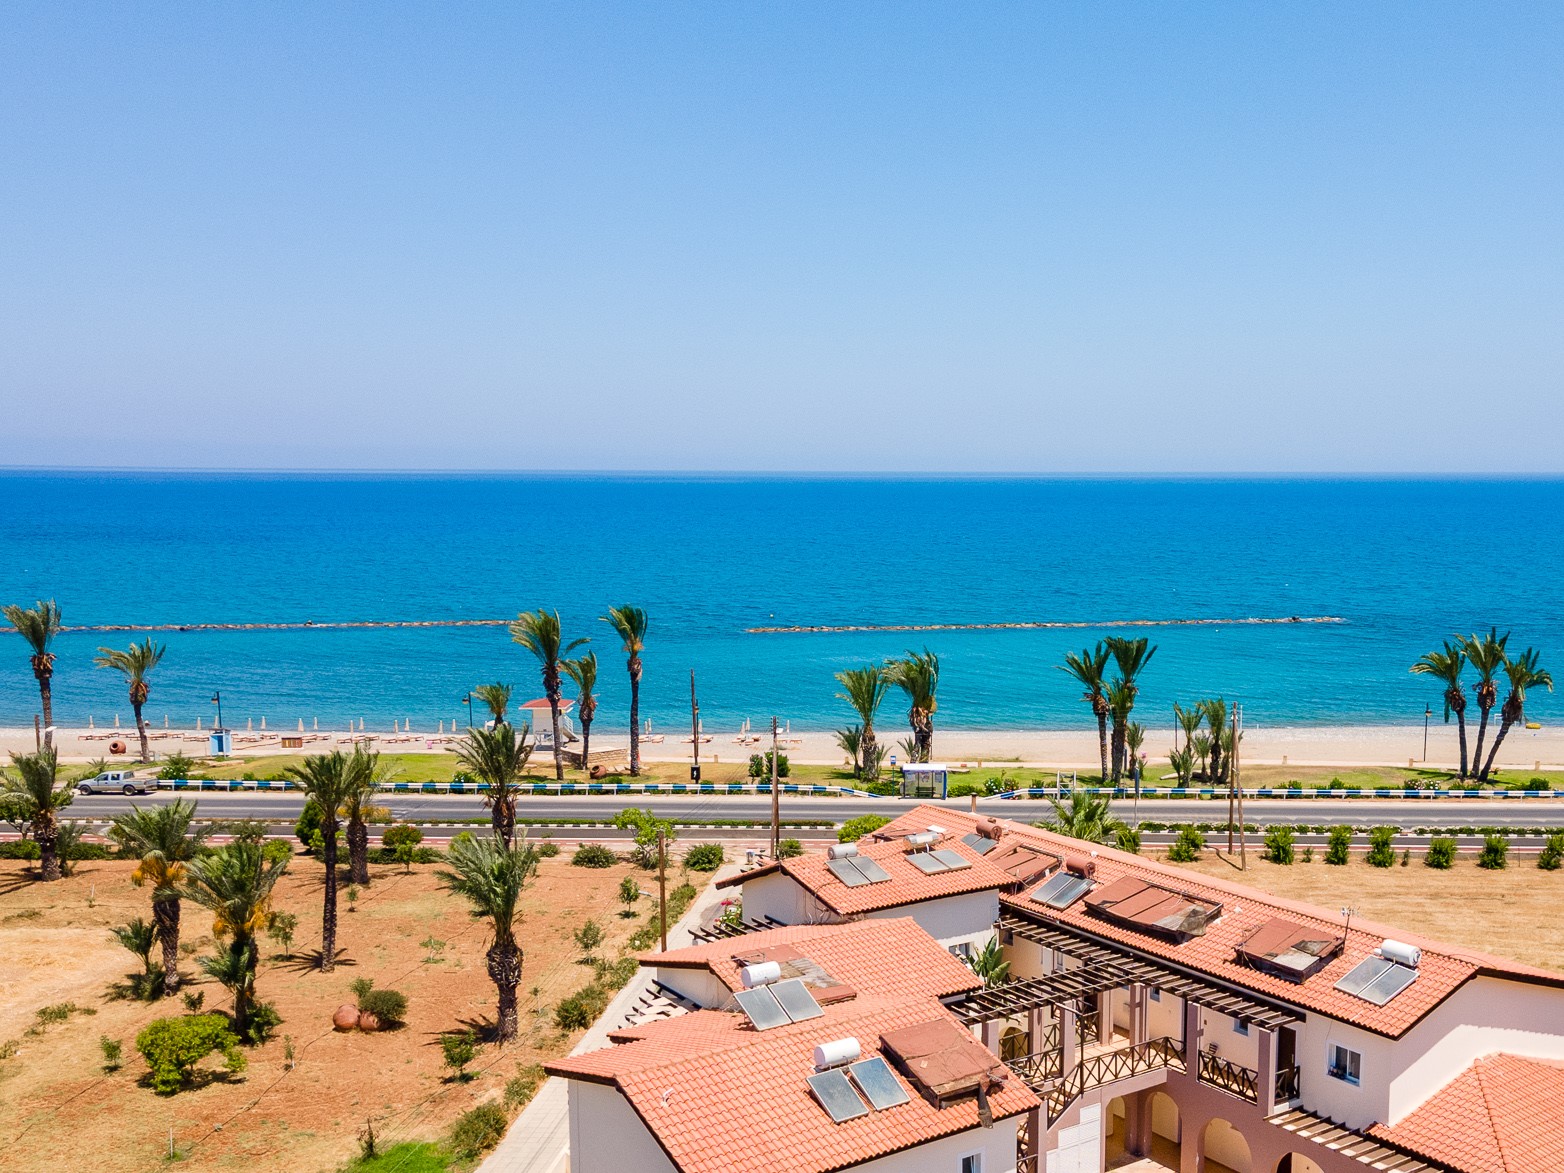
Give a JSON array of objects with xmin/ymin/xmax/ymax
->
[{"xmin": 0, "ymin": 473, "xmax": 1560, "ymax": 736}]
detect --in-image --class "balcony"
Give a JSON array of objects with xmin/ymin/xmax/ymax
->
[
  {"xmin": 1274, "ymin": 1064, "xmax": 1301, "ymax": 1104},
  {"xmin": 1196, "ymin": 1051, "xmax": 1258, "ymax": 1103},
  {"xmin": 1008, "ymin": 1036, "xmax": 1187, "ymax": 1124}
]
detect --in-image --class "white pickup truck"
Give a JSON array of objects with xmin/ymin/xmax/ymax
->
[{"xmin": 77, "ymin": 770, "xmax": 152, "ymax": 796}]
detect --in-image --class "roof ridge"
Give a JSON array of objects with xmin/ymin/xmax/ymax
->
[{"xmin": 1471, "ymin": 1055, "xmax": 1517, "ymax": 1173}]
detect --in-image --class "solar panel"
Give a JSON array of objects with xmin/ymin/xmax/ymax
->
[
  {"xmin": 827, "ymin": 857, "xmax": 872, "ymax": 887},
  {"xmin": 734, "ymin": 986, "xmax": 790, "ymax": 1030},
  {"xmin": 850, "ymin": 856, "xmax": 892, "ymax": 883},
  {"xmin": 808, "ymin": 1068, "xmax": 869, "ymax": 1123},
  {"xmin": 1358, "ymin": 962, "xmax": 1419, "ymax": 1006},
  {"xmin": 907, "ymin": 852, "xmax": 947, "ymax": 874},
  {"xmin": 1334, "ymin": 957, "xmax": 1391, "ymax": 998},
  {"xmin": 848, "ymin": 1057, "xmax": 910, "ymax": 1110},
  {"xmin": 961, "ymin": 833, "xmax": 998, "ymax": 855},
  {"xmin": 770, "ymin": 978, "xmax": 824, "ymax": 1023},
  {"xmin": 1032, "ymin": 872, "xmax": 1093, "ymax": 909},
  {"xmin": 930, "ymin": 848, "xmax": 971, "ymax": 871}
]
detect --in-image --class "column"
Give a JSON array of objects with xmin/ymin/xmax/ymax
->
[
  {"xmin": 1097, "ymin": 991, "xmax": 1112, "ymax": 1044},
  {"xmin": 1257, "ymin": 1026, "xmax": 1278, "ymax": 1116},
  {"xmin": 1128, "ymin": 984, "xmax": 1148, "ymax": 1046},
  {"xmin": 1060, "ymin": 1003, "xmax": 1079, "ymax": 1077},
  {"xmin": 981, "ymin": 1018, "xmax": 1001, "ymax": 1057},
  {"xmin": 1028, "ymin": 1005, "xmax": 1045, "ymax": 1056},
  {"xmin": 1183, "ymin": 998, "xmax": 1203, "ymax": 1070}
]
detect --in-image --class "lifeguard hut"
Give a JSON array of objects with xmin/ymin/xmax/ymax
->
[
  {"xmin": 515, "ymin": 698, "xmax": 578, "ymax": 752},
  {"xmin": 899, "ymin": 763, "xmax": 950, "ymax": 800}
]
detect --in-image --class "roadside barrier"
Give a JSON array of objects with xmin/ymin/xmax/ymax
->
[
  {"xmin": 155, "ymin": 778, "xmax": 876, "ymax": 797},
  {"xmin": 996, "ymin": 785, "xmax": 1562, "ymax": 800}
]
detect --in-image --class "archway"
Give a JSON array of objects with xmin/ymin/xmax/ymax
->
[
  {"xmin": 1104, "ymin": 1096, "xmax": 1128, "ymax": 1166},
  {"xmin": 1201, "ymin": 1117, "xmax": 1252, "ymax": 1173},
  {"xmin": 1149, "ymin": 1091, "xmax": 1180, "ymax": 1145},
  {"xmin": 1275, "ymin": 1156, "xmax": 1324, "ymax": 1173},
  {"xmin": 1001, "ymin": 1024, "xmax": 1028, "ymax": 1062}
]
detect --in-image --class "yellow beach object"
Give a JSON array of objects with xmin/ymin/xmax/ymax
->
[{"xmin": 1526, "ymin": 721, "xmax": 1542, "ymax": 730}]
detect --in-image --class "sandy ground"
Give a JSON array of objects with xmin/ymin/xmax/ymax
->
[
  {"xmin": 0, "ymin": 853, "xmax": 657, "ymax": 1173},
  {"xmin": 7, "ymin": 721, "xmax": 1562, "ymax": 771}
]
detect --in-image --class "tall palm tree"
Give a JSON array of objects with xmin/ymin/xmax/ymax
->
[
  {"xmin": 886, "ymin": 649, "xmax": 939, "ymax": 763},
  {"xmin": 3, "ymin": 748, "xmax": 73, "ymax": 880},
  {"xmin": 1042, "ymin": 790, "xmax": 1124, "ymax": 844},
  {"xmin": 3, "ymin": 600, "xmax": 62, "ymax": 747},
  {"xmin": 180, "ymin": 840, "xmax": 287, "ymax": 1036},
  {"xmin": 343, "ymin": 747, "xmax": 392, "ymax": 885},
  {"xmin": 1173, "ymin": 702, "xmax": 1203, "ymax": 752},
  {"xmin": 1460, "ymin": 628, "xmax": 1509, "ymax": 780},
  {"xmin": 283, "ymin": 751, "xmax": 356, "ymax": 971},
  {"xmin": 1480, "ymin": 649, "xmax": 1552, "ymax": 780},
  {"xmin": 456, "ymin": 724, "xmax": 534, "ymax": 848},
  {"xmin": 109, "ymin": 799, "xmax": 210, "ymax": 994},
  {"xmin": 602, "ymin": 605, "xmax": 649, "ymax": 777},
  {"xmin": 562, "ymin": 651, "xmax": 599, "ymax": 771},
  {"xmin": 1059, "ymin": 645, "xmax": 1111, "ymax": 784},
  {"xmin": 835, "ymin": 666, "xmax": 889, "ymax": 781},
  {"xmin": 93, "ymin": 638, "xmax": 167, "ymax": 763},
  {"xmin": 1412, "ymin": 641, "xmax": 1469, "ymax": 779},
  {"xmin": 473, "ymin": 682, "xmax": 511, "ymax": 728},
  {"xmin": 1104, "ymin": 636, "xmax": 1156, "ymax": 780},
  {"xmin": 1200, "ymin": 698, "xmax": 1228, "ymax": 785},
  {"xmin": 437, "ymin": 833, "xmax": 540, "ymax": 1043},
  {"xmin": 510, "ymin": 610, "xmax": 587, "ymax": 781},
  {"xmin": 1106, "ymin": 681, "xmax": 1135, "ymax": 781}
]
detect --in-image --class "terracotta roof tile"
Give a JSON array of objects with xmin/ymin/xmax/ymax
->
[{"xmin": 1369, "ymin": 1054, "xmax": 1564, "ymax": 1172}]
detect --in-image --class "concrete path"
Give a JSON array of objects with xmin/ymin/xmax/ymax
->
[{"xmin": 478, "ymin": 867, "xmax": 740, "ymax": 1173}]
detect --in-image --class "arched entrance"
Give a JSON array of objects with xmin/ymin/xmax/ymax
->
[
  {"xmin": 1000, "ymin": 1024, "xmax": 1028, "ymax": 1061},
  {"xmin": 1275, "ymin": 1156, "xmax": 1324, "ymax": 1173},
  {"xmin": 1105, "ymin": 1096, "xmax": 1128, "ymax": 1165},
  {"xmin": 1201, "ymin": 1117, "xmax": 1252, "ymax": 1173}
]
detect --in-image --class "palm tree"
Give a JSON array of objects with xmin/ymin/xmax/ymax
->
[
  {"xmin": 472, "ymin": 683, "xmax": 512, "ymax": 728},
  {"xmin": 109, "ymin": 799, "xmax": 210, "ymax": 994},
  {"xmin": 456, "ymin": 724, "xmax": 534, "ymax": 848},
  {"xmin": 1480, "ymin": 649, "xmax": 1552, "ymax": 780},
  {"xmin": 1059, "ymin": 645, "xmax": 1111, "ymax": 784},
  {"xmin": 1200, "ymin": 698, "xmax": 1230, "ymax": 784},
  {"xmin": 835, "ymin": 726, "xmax": 864, "ymax": 774},
  {"xmin": 1412, "ymin": 641, "xmax": 1470, "ymax": 779},
  {"xmin": 437, "ymin": 834, "xmax": 540, "ymax": 1043},
  {"xmin": 969, "ymin": 937, "xmax": 1010, "ymax": 988},
  {"xmin": 93, "ymin": 638, "xmax": 167, "ymax": 763},
  {"xmin": 563, "ymin": 652, "xmax": 599, "ymax": 771},
  {"xmin": 1173, "ymin": 702, "xmax": 1203, "ymax": 752},
  {"xmin": 3, "ymin": 748, "xmax": 73, "ymax": 880},
  {"xmin": 3, "ymin": 600, "xmax": 62, "ymax": 747},
  {"xmin": 283, "ymin": 751, "xmax": 356, "ymax": 970},
  {"xmin": 1104, "ymin": 637, "xmax": 1156, "ymax": 780},
  {"xmin": 602, "ymin": 605, "xmax": 649, "ymax": 777},
  {"xmin": 180, "ymin": 840, "xmax": 287, "ymax": 1036},
  {"xmin": 835, "ymin": 666, "xmax": 888, "ymax": 781},
  {"xmin": 886, "ymin": 649, "xmax": 939, "ymax": 762},
  {"xmin": 1460, "ymin": 628, "xmax": 1509, "ymax": 779},
  {"xmin": 1106, "ymin": 681, "xmax": 1135, "ymax": 782},
  {"xmin": 511, "ymin": 610, "xmax": 587, "ymax": 781},
  {"xmin": 343, "ymin": 748, "xmax": 392, "ymax": 885},
  {"xmin": 1042, "ymin": 790, "xmax": 1124, "ymax": 844}
]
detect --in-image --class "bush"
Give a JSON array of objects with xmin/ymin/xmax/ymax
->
[
  {"xmin": 555, "ymin": 984, "xmax": 611, "ymax": 1031},
  {"xmin": 1539, "ymin": 833, "xmax": 1564, "ymax": 871},
  {"xmin": 1527, "ymin": 776, "xmax": 1553, "ymax": 791},
  {"xmin": 382, "ymin": 824, "xmax": 423, "ymax": 850},
  {"xmin": 573, "ymin": 920, "xmax": 605, "ymax": 957},
  {"xmin": 368, "ymin": 846, "xmax": 442, "ymax": 865},
  {"xmin": 1366, "ymin": 827, "xmax": 1397, "ymax": 868},
  {"xmin": 294, "ymin": 800, "xmax": 324, "ymax": 848},
  {"xmin": 261, "ymin": 839, "xmax": 293, "ymax": 866},
  {"xmin": 505, "ymin": 1064, "xmax": 546, "ymax": 1110},
  {"xmin": 0, "ymin": 840, "xmax": 41, "ymax": 860},
  {"xmin": 1167, "ymin": 826, "xmax": 1204, "ymax": 863},
  {"xmin": 947, "ymin": 778, "xmax": 984, "ymax": 798},
  {"xmin": 838, "ymin": 815, "xmax": 890, "ymax": 843},
  {"xmin": 592, "ymin": 955, "xmax": 640, "ymax": 991},
  {"xmin": 1324, "ymin": 826, "xmax": 1352, "ymax": 866},
  {"xmin": 683, "ymin": 843, "xmax": 724, "ymax": 872},
  {"xmin": 1301, "ymin": 846, "xmax": 1314, "ymax": 863},
  {"xmin": 1425, "ymin": 837, "xmax": 1457, "ymax": 869},
  {"xmin": 748, "ymin": 752, "xmax": 791, "ymax": 779},
  {"xmin": 572, "ymin": 844, "xmax": 617, "ymax": 868},
  {"xmin": 628, "ymin": 925, "xmax": 657, "ymax": 951},
  {"xmin": 135, "ymin": 1015, "xmax": 246, "ymax": 1094},
  {"xmin": 1114, "ymin": 826, "xmax": 1141, "ymax": 855},
  {"xmin": 100, "ymin": 1035, "xmax": 122, "ymax": 1071},
  {"xmin": 355, "ymin": 983, "xmax": 410, "ymax": 1025},
  {"xmin": 449, "ymin": 1103, "xmax": 508, "ymax": 1159},
  {"xmin": 537, "ymin": 841, "xmax": 561, "ymax": 858},
  {"xmin": 441, "ymin": 1030, "xmax": 477, "ymax": 1080},
  {"xmin": 777, "ymin": 838, "xmax": 805, "ymax": 859},
  {"xmin": 1263, "ymin": 826, "xmax": 1295, "ymax": 865},
  {"xmin": 1478, "ymin": 835, "xmax": 1508, "ymax": 870},
  {"xmin": 157, "ymin": 753, "xmax": 200, "ymax": 781}
]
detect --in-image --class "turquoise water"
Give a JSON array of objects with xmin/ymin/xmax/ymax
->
[{"xmin": 1, "ymin": 473, "xmax": 1559, "ymax": 733}]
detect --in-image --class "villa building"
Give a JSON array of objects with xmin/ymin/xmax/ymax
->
[{"xmin": 547, "ymin": 804, "xmax": 1564, "ymax": 1173}]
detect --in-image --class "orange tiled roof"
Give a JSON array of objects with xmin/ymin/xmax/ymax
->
[
  {"xmin": 547, "ymin": 996, "xmax": 1038, "ymax": 1173},
  {"xmin": 1369, "ymin": 1054, "xmax": 1564, "ymax": 1172},
  {"xmin": 646, "ymin": 917, "xmax": 981, "ymax": 1001},
  {"xmin": 716, "ymin": 828, "xmax": 1013, "ymax": 915},
  {"xmin": 878, "ymin": 805, "xmax": 1563, "ymax": 1039}
]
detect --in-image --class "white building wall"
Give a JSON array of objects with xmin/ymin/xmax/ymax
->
[
  {"xmin": 738, "ymin": 871, "xmax": 845, "ymax": 926},
  {"xmin": 650, "ymin": 966, "xmax": 732, "ymax": 1009},
  {"xmin": 847, "ymin": 1117, "xmax": 1020, "ymax": 1173},
  {"xmin": 866, "ymin": 889, "xmax": 999, "ymax": 951},
  {"xmin": 567, "ymin": 1080, "xmax": 678, "ymax": 1173}
]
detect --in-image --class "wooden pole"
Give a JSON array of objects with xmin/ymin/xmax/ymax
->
[
  {"xmin": 770, "ymin": 716, "xmax": 780, "ymax": 858},
  {"xmin": 657, "ymin": 828, "xmax": 668, "ymax": 951},
  {"xmin": 1234, "ymin": 704, "xmax": 1246, "ymax": 870},
  {"xmin": 689, "ymin": 670, "xmax": 700, "ymax": 781}
]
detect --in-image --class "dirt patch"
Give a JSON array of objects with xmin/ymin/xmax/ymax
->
[
  {"xmin": 0, "ymin": 851, "xmax": 656, "ymax": 1172},
  {"xmin": 1169, "ymin": 850, "xmax": 1564, "ymax": 971}
]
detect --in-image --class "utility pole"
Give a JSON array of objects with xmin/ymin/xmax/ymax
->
[
  {"xmin": 689, "ymin": 670, "xmax": 700, "ymax": 782},
  {"xmin": 1233, "ymin": 704, "xmax": 1246, "ymax": 870},
  {"xmin": 770, "ymin": 716, "xmax": 780, "ymax": 858},
  {"xmin": 657, "ymin": 828, "xmax": 668, "ymax": 951}
]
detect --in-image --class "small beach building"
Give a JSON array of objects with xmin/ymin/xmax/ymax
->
[
  {"xmin": 514, "ymin": 697, "xmax": 576, "ymax": 750},
  {"xmin": 898, "ymin": 762, "xmax": 950, "ymax": 799}
]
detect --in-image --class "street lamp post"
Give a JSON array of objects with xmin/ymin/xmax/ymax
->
[
  {"xmin": 211, "ymin": 691, "xmax": 224, "ymax": 731},
  {"xmin": 1423, "ymin": 706, "xmax": 1431, "ymax": 761}
]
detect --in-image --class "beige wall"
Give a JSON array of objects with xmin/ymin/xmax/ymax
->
[
  {"xmin": 567, "ymin": 1080, "xmax": 678, "ymax": 1173},
  {"xmin": 650, "ymin": 965, "xmax": 731, "ymax": 1009}
]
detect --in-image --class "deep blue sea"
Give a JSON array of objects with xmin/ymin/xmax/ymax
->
[{"xmin": 0, "ymin": 474, "xmax": 1559, "ymax": 734}]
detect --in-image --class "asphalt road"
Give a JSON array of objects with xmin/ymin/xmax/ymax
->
[{"xmin": 64, "ymin": 791, "xmax": 1564, "ymax": 830}]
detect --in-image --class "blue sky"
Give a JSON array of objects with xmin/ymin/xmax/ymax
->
[{"xmin": 2, "ymin": 4, "xmax": 1560, "ymax": 473}]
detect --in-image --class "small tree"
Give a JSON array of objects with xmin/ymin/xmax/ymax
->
[
  {"xmin": 442, "ymin": 1030, "xmax": 477, "ymax": 1081},
  {"xmin": 1477, "ymin": 835, "xmax": 1508, "ymax": 870},
  {"xmin": 969, "ymin": 937, "xmax": 1010, "ymax": 987},
  {"xmin": 1366, "ymin": 827, "xmax": 1397, "ymax": 868},
  {"xmin": 1324, "ymin": 826, "xmax": 1353, "ymax": 866},
  {"xmin": 683, "ymin": 843, "xmax": 724, "ymax": 872},
  {"xmin": 136, "ymin": 1015, "xmax": 247, "ymax": 1094},
  {"xmin": 573, "ymin": 919, "xmax": 605, "ymax": 960},
  {"xmin": 617, "ymin": 875, "xmax": 640, "ymax": 917},
  {"xmin": 1167, "ymin": 826, "xmax": 1204, "ymax": 863},
  {"xmin": 1424, "ymin": 837, "xmax": 1457, "ymax": 869},
  {"xmin": 265, "ymin": 910, "xmax": 298, "ymax": 956},
  {"xmin": 838, "ymin": 814, "xmax": 890, "ymax": 843},
  {"xmin": 748, "ymin": 752, "xmax": 790, "ymax": 779},
  {"xmin": 1263, "ymin": 826, "xmax": 1295, "ymax": 865},
  {"xmin": 1539, "ymin": 832, "xmax": 1564, "ymax": 871},
  {"xmin": 777, "ymin": 838, "xmax": 805, "ymax": 859},
  {"xmin": 383, "ymin": 823, "xmax": 423, "ymax": 873}
]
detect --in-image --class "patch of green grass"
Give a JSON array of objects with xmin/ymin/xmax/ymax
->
[{"xmin": 339, "ymin": 1141, "xmax": 457, "ymax": 1172}]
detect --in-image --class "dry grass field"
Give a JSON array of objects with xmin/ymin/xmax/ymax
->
[{"xmin": 0, "ymin": 850, "xmax": 654, "ymax": 1173}]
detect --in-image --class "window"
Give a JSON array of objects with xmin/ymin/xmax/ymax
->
[
  {"xmin": 1148, "ymin": 988, "xmax": 1161, "ymax": 1002},
  {"xmin": 959, "ymin": 1154, "xmax": 983, "ymax": 1173},
  {"xmin": 1328, "ymin": 1044, "xmax": 1362, "ymax": 1086},
  {"xmin": 1234, "ymin": 1019, "xmax": 1249, "ymax": 1036},
  {"xmin": 949, "ymin": 942, "xmax": 974, "ymax": 960}
]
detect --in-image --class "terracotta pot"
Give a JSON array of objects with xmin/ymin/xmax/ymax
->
[
  {"xmin": 357, "ymin": 1011, "xmax": 382, "ymax": 1032},
  {"xmin": 332, "ymin": 1004, "xmax": 359, "ymax": 1031}
]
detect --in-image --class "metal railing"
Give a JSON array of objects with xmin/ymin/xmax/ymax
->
[
  {"xmin": 1016, "ymin": 1036, "xmax": 1186, "ymax": 1124},
  {"xmin": 1198, "ymin": 1052, "xmax": 1259, "ymax": 1103},
  {"xmin": 1007, "ymin": 1046, "xmax": 1064, "ymax": 1086},
  {"xmin": 1275, "ymin": 1064, "xmax": 1301, "ymax": 1104}
]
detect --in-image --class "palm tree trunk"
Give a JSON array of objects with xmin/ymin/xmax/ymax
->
[
  {"xmin": 1109, "ymin": 721, "xmax": 1124, "ymax": 782},
  {"xmin": 1481, "ymin": 696, "xmax": 1522, "ymax": 780},
  {"xmin": 348, "ymin": 815, "xmax": 369, "ymax": 885},
  {"xmin": 862, "ymin": 722, "xmax": 877, "ymax": 781},
  {"xmin": 491, "ymin": 795, "xmax": 511, "ymax": 850},
  {"xmin": 154, "ymin": 896, "xmax": 181, "ymax": 994},
  {"xmin": 1095, "ymin": 712, "xmax": 1109, "ymax": 785},
  {"xmin": 1454, "ymin": 710, "xmax": 1469, "ymax": 779},
  {"xmin": 628, "ymin": 660, "xmax": 641, "ymax": 777},
  {"xmin": 488, "ymin": 939, "xmax": 522, "ymax": 1043},
  {"xmin": 231, "ymin": 937, "xmax": 254, "ymax": 1033},
  {"xmin": 321, "ymin": 821, "xmax": 339, "ymax": 971},
  {"xmin": 133, "ymin": 699, "xmax": 150, "ymax": 763},
  {"xmin": 580, "ymin": 718, "xmax": 591, "ymax": 772},
  {"xmin": 35, "ymin": 664, "xmax": 53, "ymax": 748},
  {"xmin": 35, "ymin": 814, "xmax": 60, "ymax": 881}
]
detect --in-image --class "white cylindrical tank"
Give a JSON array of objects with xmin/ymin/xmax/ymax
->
[
  {"xmin": 814, "ymin": 1037, "xmax": 861, "ymax": 1069},
  {"xmin": 1380, "ymin": 939, "xmax": 1421, "ymax": 968},
  {"xmin": 741, "ymin": 962, "xmax": 782, "ymax": 988},
  {"xmin": 827, "ymin": 842, "xmax": 859, "ymax": 860},
  {"xmin": 905, "ymin": 831, "xmax": 937, "ymax": 847}
]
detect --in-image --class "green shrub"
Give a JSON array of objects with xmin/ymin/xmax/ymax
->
[
  {"xmin": 261, "ymin": 839, "xmax": 293, "ymax": 866},
  {"xmin": 1527, "ymin": 776, "xmax": 1552, "ymax": 791},
  {"xmin": 449, "ymin": 1102, "xmax": 508, "ymax": 1159},
  {"xmin": 592, "ymin": 955, "xmax": 640, "ymax": 991},
  {"xmin": 157, "ymin": 753, "xmax": 200, "ymax": 780},
  {"xmin": 1478, "ymin": 835, "xmax": 1508, "ymax": 870},
  {"xmin": 573, "ymin": 920, "xmax": 605, "ymax": 957},
  {"xmin": 537, "ymin": 841, "xmax": 561, "ymax": 858},
  {"xmin": 1167, "ymin": 826, "xmax": 1204, "ymax": 863},
  {"xmin": 1114, "ymin": 826, "xmax": 1141, "ymax": 855},
  {"xmin": 99, "ymin": 1035, "xmax": 122, "ymax": 1071},
  {"xmin": 382, "ymin": 824, "xmax": 423, "ymax": 850},
  {"xmin": 135, "ymin": 1015, "xmax": 246, "ymax": 1094},
  {"xmin": 1327, "ymin": 776, "xmax": 1345, "ymax": 790},
  {"xmin": 1366, "ymin": 827, "xmax": 1397, "ymax": 868},
  {"xmin": 571, "ymin": 844, "xmax": 617, "ymax": 868},
  {"xmin": 441, "ymin": 1030, "xmax": 477, "ymax": 1080},
  {"xmin": 450, "ymin": 830, "xmax": 476, "ymax": 850},
  {"xmin": 555, "ymin": 984, "xmax": 611, "ymax": 1031},
  {"xmin": 1539, "ymin": 833, "xmax": 1564, "ymax": 871},
  {"xmin": 947, "ymin": 778, "xmax": 984, "ymax": 798},
  {"xmin": 747, "ymin": 752, "xmax": 791, "ymax": 779},
  {"xmin": 1325, "ymin": 826, "xmax": 1352, "ymax": 865},
  {"xmin": 1424, "ymin": 837, "xmax": 1456, "ymax": 869},
  {"xmin": 356, "ymin": 984, "xmax": 410, "ymax": 1024},
  {"xmin": 505, "ymin": 1063, "xmax": 546, "ymax": 1110},
  {"xmin": 627, "ymin": 925, "xmax": 658, "ymax": 951},
  {"xmin": 777, "ymin": 838, "xmax": 805, "ymax": 859},
  {"xmin": 0, "ymin": 840, "xmax": 41, "ymax": 860},
  {"xmin": 668, "ymin": 882, "xmax": 697, "ymax": 920},
  {"xmin": 294, "ymin": 800, "xmax": 324, "ymax": 848},
  {"xmin": 1301, "ymin": 846, "xmax": 1314, "ymax": 863},
  {"xmin": 838, "ymin": 815, "xmax": 890, "ymax": 843},
  {"xmin": 1262, "ymin": 825, "xmax": 1295, "ymax": 865},
  {"xmin": 368, "ymin": 846, "xmax": 442, "ymax": 865},
  {"xmin": 683, "ymin": 843, "xmax": 724, "ymax": 871}
]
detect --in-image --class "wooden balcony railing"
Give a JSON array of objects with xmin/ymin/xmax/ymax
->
[
  {"xmin": 1197, "ymin": 1052, "xmax": 1259, "ymax": 1103},
  {"xmin": 1006, "ymin": 1046, "xmax": 1064, "ymax": 1087},
  {"xmin": 1030, "ymin": 1036, "xmax": 1186, "ymax": 1123},
  {"xmin": 1275, "ymin": 1064, "xmax": 1301, "ymax": 1104}
]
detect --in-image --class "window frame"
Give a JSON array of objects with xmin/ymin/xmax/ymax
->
[
  {"xmin": 958, "ymin": 1152, "xmax": 983, "ymax": 1173},
  {"xmin": 1327, "ymin": 1043, "xmax": 1362, "ymax": 1087},
  {"xmin": 1234, "ymin": 1018, "xmax": 1249, "ymax": 1036}
]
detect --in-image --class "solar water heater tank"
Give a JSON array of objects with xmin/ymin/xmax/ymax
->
[
  {"xmin": 814, "ymin": 1037, "xmax": 862, "ymax": 1069},
  {"xmin": 741, "ymin": 961, "xmax": 783, "ymax": 988},
  {"xmin": 1380, "ymin": 939, "xmax": 1421, "ymax": 968},
  {"xmin": 827, "ymin": 842, "xmax": 859, "ymax": 860}
]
